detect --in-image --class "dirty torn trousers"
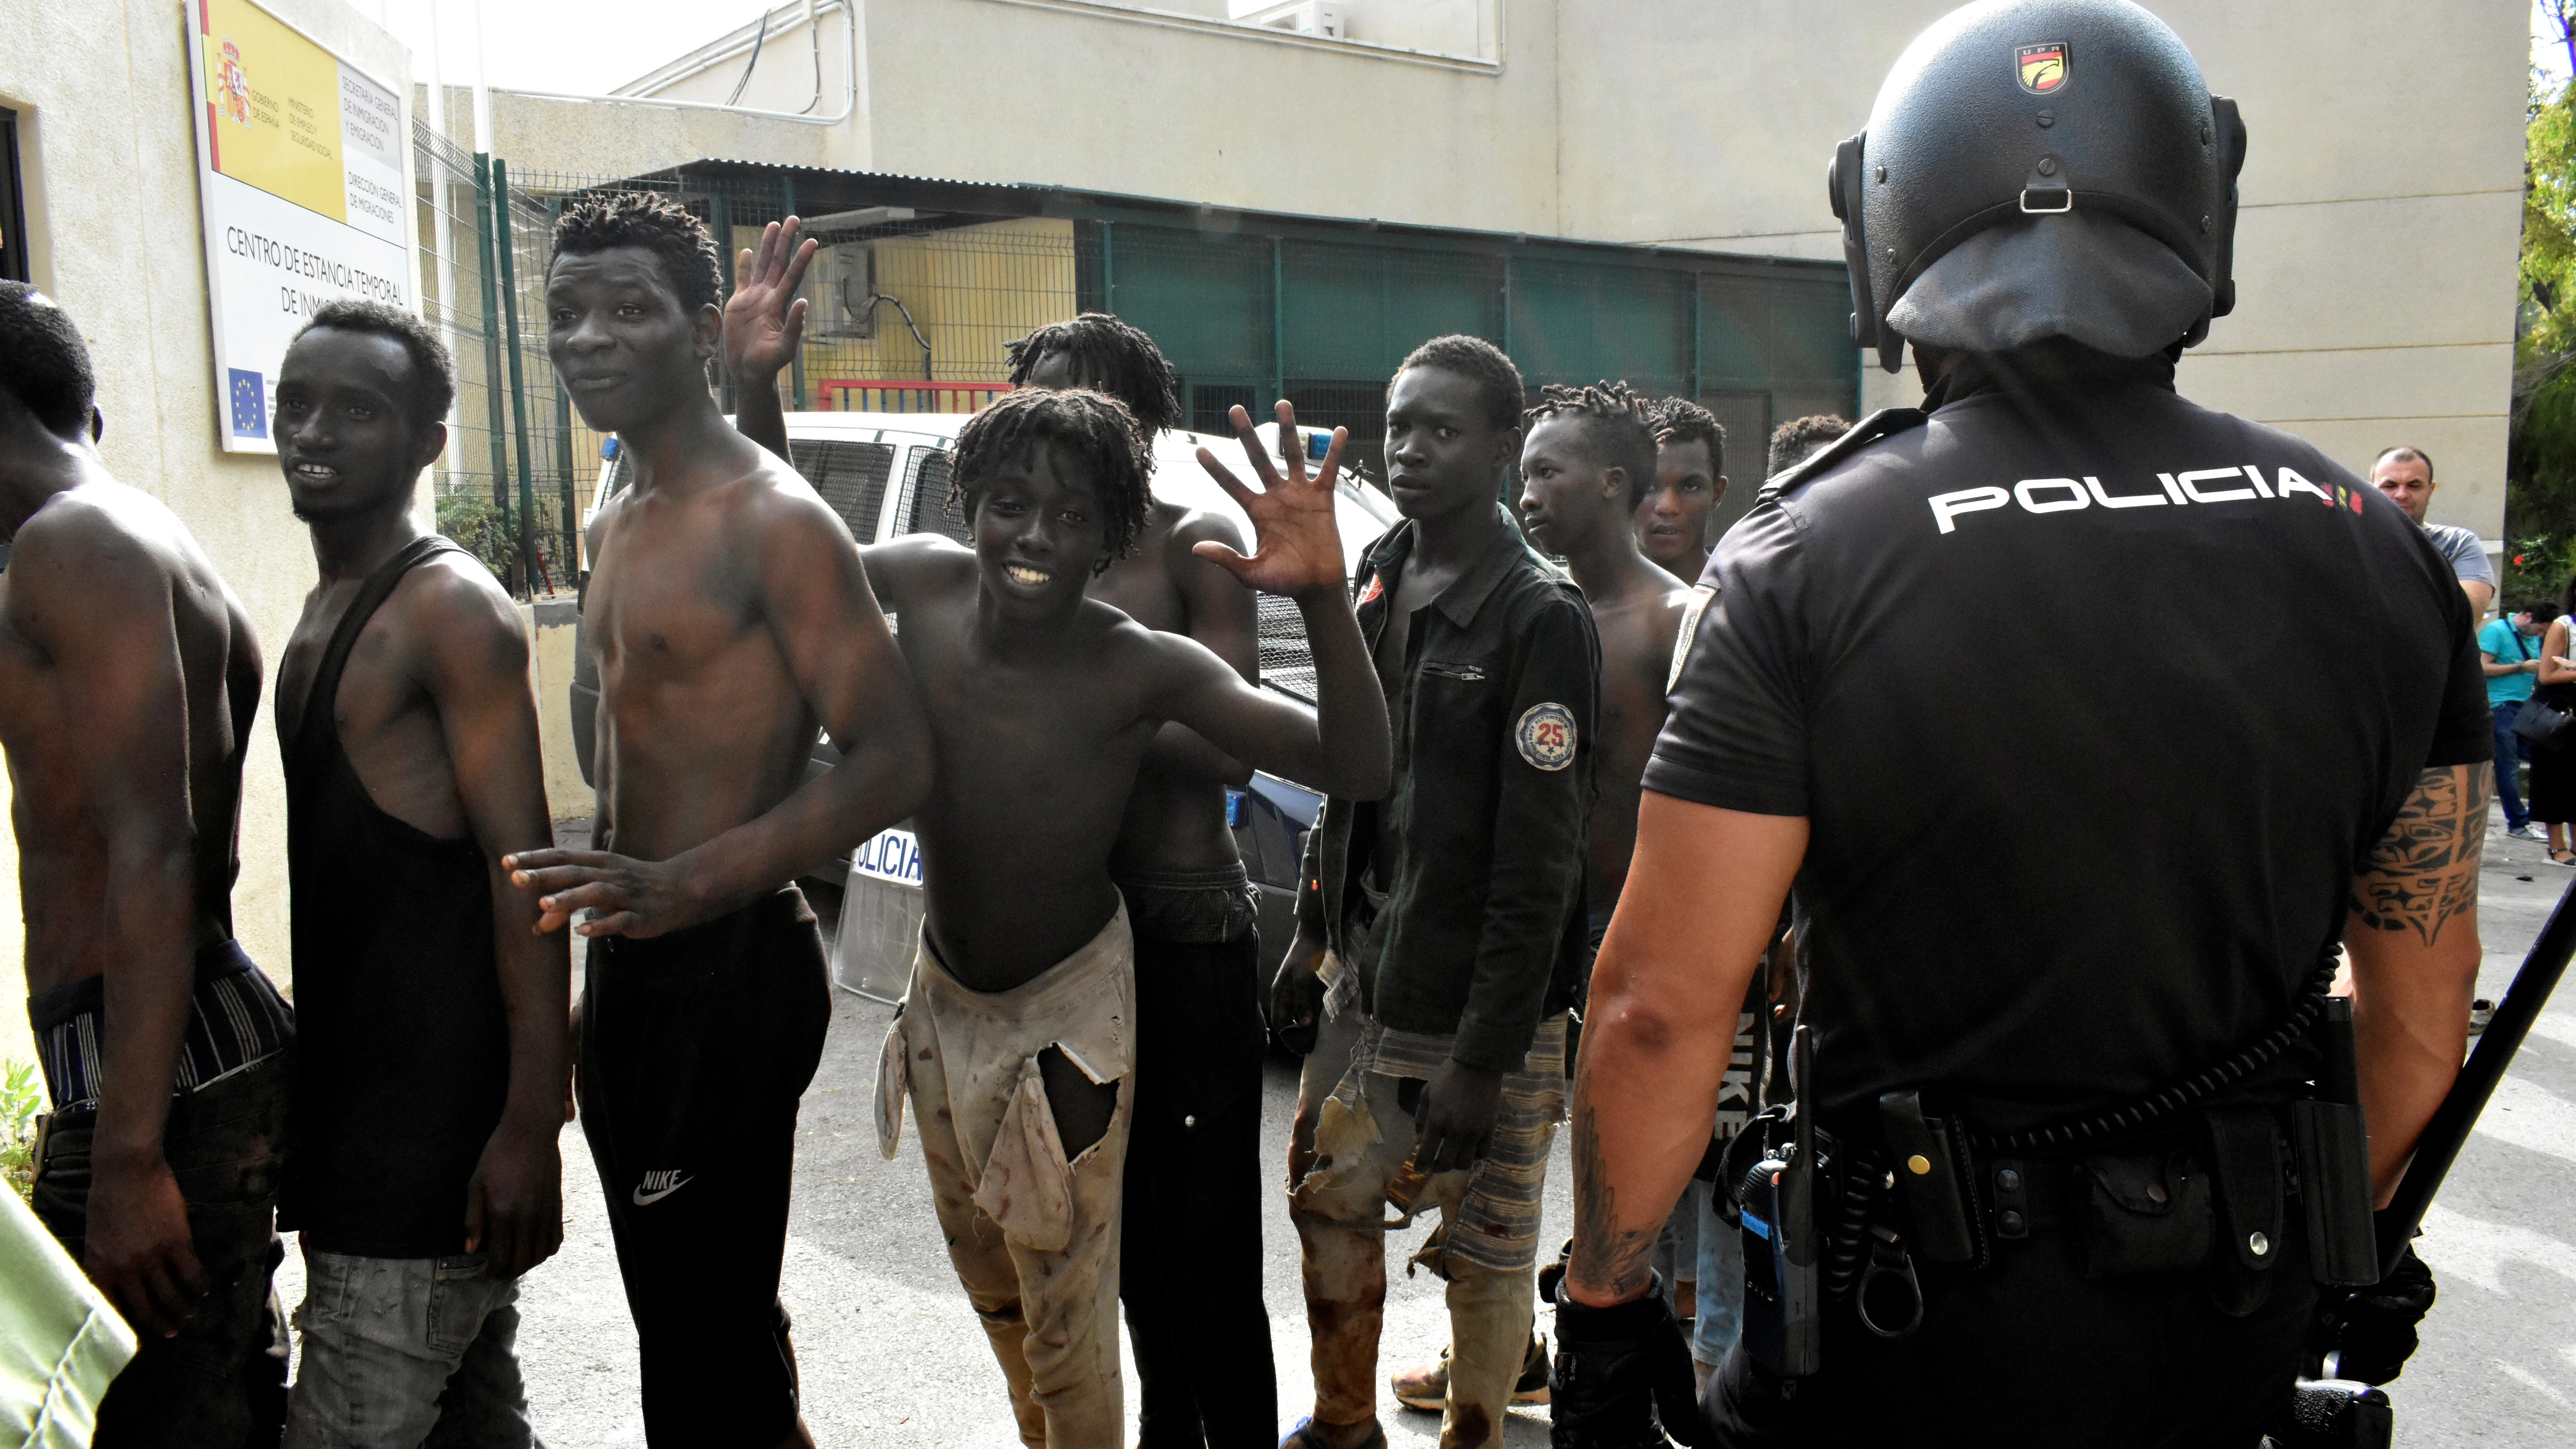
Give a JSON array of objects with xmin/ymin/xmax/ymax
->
[
  {"xmin": 878, "ymin": 905, "xmax": 1136, "ymax": 1449},
  {"xmin": 1289, "ymin": 1009, "xmax": 1567, "ymax": 1449}
]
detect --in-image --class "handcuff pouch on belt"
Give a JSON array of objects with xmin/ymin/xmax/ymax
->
[{"xmin": 1722, "ymin": 958, "xmax": 2379, "ymax": 1378}]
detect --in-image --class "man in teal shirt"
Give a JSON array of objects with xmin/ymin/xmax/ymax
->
[{"xmin": 2482, "ymin": 601, "xmax": 2548, "ymax": 838}]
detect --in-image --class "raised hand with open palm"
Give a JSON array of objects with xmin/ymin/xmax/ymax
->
[{"xmin": 1191, "ymin": 400, "xmax": 1352, "ymax": 603}]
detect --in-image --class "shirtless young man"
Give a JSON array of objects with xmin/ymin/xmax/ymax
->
[
  {"xmin": 1011, "ymin": 314, "xmax": 1278, "ymax": 1446},
  {"xmin": 0, "ymin": 282, "xmax": 288, "ymax": 1446},
  {"xmin": 863, "ymin": 388, "xmax": 1388, "ymax": 1447},
  {"xmin": 720, "ymin": 228, "xmax": 1280, "ymax": 1443},
  {"xmin": 1637, "ymin": 398, "xmax": 1726, "ymax": 580},
  {"xmin": 502, "ymin": 193, "xmax": 933, "ymax": 1449},
  {"xmin": 1517, "ymin": 383, "xmax": 1763, "ymax": 1380},
  {"xmin": 268, "ymin": 301, "xmax": 565, "ymax": 1448}
]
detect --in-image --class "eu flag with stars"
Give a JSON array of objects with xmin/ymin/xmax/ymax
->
[{"xmin": 228, "ymin": 368, "xmax": 266, "ymax": 438}]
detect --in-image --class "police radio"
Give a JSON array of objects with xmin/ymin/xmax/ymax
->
[{"xmin": 1740, "ymin": 1025, "xmax": 1823, "ymax": 1378}]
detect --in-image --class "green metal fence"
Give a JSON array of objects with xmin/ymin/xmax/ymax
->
[{"xmin": 423, "ymin": 156, "xmax": 1858, "ymax": 592}]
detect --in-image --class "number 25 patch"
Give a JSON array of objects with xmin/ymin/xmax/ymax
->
[{"xmin": 1516, "ymin": 702, "xmax": 1578, "ymax": 771}]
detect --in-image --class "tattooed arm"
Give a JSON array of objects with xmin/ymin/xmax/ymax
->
[
  {"xmin": 1564, "ymin": 793, "xmax": 1807, "ymax": 1306},
  {"xmin": 2346, "ymin": 762, "xmax": 2487, "ymax": 1202}
]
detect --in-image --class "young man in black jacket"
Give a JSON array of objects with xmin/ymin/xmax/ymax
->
[{"xmin": 1273, "ymin": 335, "xmax": 1600, "ymax": 1449}]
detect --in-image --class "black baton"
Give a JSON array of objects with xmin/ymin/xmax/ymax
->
[{"xmin": 2374, "ymin": 874, "xmax": 2576, "ymax": 1278}]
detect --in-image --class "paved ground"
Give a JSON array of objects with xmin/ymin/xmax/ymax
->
[{"xmin": 268, "ymin": 809, "xmax": 2576, "ymax": 1446}]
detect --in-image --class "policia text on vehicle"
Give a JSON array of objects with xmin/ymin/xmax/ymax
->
[{"xmin": 1549, "ymin": 3, "xmax": 2490, "ymax": 1446}]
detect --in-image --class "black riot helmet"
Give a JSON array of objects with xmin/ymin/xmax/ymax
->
[{"xmin": 1830, "ymin": 0, "xmax": 2247, "ymax": 371}]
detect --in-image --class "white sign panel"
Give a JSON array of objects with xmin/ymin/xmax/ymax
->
[{"xmin": 185, "ymin": 0, "xmax": 414, "ymax": 453}]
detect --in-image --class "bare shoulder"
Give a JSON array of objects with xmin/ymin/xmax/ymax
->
[
  {"xmin": 1164, "ymin": 505, "xmax": 1247, "ymax": 555},
  {"xmin": 1109, "ymin": 601, "xmax": 1226, "ymax": 684},
  {"xmin": 9, "ymin": 483, "xmax": 183, "ymax": 612},
  {"xmin": 400, "ymin": 550, "xmax": 530, "ymax": 671},
  {"xmin": 736, "ymin": 450, "xmax": 854, "ymax": 544},
  {"xmin": 858, "ymin": 532, "xmax": 975, "ymax": 605}
]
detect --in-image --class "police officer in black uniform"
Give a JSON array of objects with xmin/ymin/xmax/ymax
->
[{"xmin": 1544, "ymin": 2, "xmax": 2493, "ymax": 1444}]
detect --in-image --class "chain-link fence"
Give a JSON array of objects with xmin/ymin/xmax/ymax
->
[
  {"xmin": 421, "ymin": 155, "xmax": 1856, "ymax": 594},
  {"xmin": 413, "ymin": 120, "xmax": 516, "ymax": 586}
]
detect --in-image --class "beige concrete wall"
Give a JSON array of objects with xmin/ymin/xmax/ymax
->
[
  {"xmin": 1548, "ymin": 1, "xmax": 2525, "ymax": 537},
  {"xmin": 0, "ymin": 0, "xmax": 415, "ymax": 1053},
  {"xmin": 531, "ymin": 0, "xmax": 2522, "ymax": 538},
  {"xmin": 518, "ymin": 602, "xmax": 592, "ymax": 823},
  {"xmin": 856, "ymin": 0, "xmax": 1556, "ymax": 230}
]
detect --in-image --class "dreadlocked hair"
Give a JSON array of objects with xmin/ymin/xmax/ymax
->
[
  {"xmin": 1527, "ymin": 381, "xmax": 1660, "ymax": 507},
  {"xmin": 1768, "ymin": 414, "xmax": 1852, "ymax": 475},
  {"xmin": 951, "ymin": 388, "xmax": 1154, "ymax": 574},
  {"xmin": 550, "ymin": 191, "xmax": 725, "ymax": 316},
  {"xmin": 1393, "ymin": 334, "xmax": 1525, "ymax": 432},
  {"xmin": 1648, "ymin": 397, "xmax": 1725, "ymax": 480},
  {"xmin": 1005, "ymin": 313, "xmax": 1183, "ymax": 439}
]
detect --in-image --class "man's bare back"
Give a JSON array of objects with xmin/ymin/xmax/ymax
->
[
  {"xmin": 1, "ymin": 478, "xmax": 258, "ymax": 997},
  {"xmin": 0, "ymin": 350, "xmax": 265, "ymax": 1342}
]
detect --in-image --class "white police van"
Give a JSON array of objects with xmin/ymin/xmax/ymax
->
[{"xmin": 569, "ymin": 410, "xmax": 1399, "ymax": 1000}]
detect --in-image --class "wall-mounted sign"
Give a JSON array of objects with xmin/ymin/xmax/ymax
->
[{"xmin": 184, "ymin": 0, "xmax": 412, "ymax": 453}]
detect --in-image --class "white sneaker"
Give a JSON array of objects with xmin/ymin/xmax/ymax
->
[{"xmin": 2509, "ymin": 822, "xmax": 2548, "ymax": 841}]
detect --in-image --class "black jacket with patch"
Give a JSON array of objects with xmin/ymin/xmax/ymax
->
[{"xmin": 1296, "ymin": 506, "xmax": 1601, "ymax": 1072}]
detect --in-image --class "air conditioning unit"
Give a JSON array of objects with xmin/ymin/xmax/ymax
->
[
  {"xmin": 1238, "ymin": 2, "xmax": 1345, "ymax": 39},
  {"xmin": 808, "ymin": 242, "xmax": 878, "ymax": 339}
]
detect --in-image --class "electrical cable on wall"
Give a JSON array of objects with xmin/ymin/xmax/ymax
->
[
  {"xmin": 860, "ymin": 291, "xmax": 935, "ymax": 380},
  {"xmin": 726, "ymin": 7, "xmax": 772, "ymax": 106}
]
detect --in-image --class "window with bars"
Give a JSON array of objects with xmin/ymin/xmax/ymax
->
[
  {"xmin": 904, "ymin": 446, "xmax": 967, "ymax": 541},
  {"xmin": 789, "ymin": 438, "xmax": 896, "ymax": 541}
]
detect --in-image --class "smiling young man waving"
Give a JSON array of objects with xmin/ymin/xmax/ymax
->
[{"xmin": 862, "ymin": 388, "xmax": 1388, "ymax": 1446}]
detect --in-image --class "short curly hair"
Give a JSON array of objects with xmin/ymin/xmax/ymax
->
[
  {"xmin": 1768, "ymin": 414, "xmax": 1852, "ymax": 475},
  {"xmin": 1392, "ymin": 334, "xmax": 1525, "ymax": 433},
  {"xmin": 952, "ymin": 388, "xmax": 1154, "ymax": 573},
  {"xmin": 1648, "ymin": 397, "xmax": 1725, "ymax": 480},
  {"xmin": 549, "ymin": 191, "xmax": 725, "ymax": 316},
  {"xmin": 0, "ymin": 282, "xmax": 94, "ymax": 438},
  {"xmin": 295, "ymin": 299, "xmax": 456, "ymax": 432},
  {"xmin": 1005, "ymin": 314, "xmax": 1182, "ymax": 440},
  {"xmin": 1526, "ymin": 382, "xmax": 1660, "ymax": 508}
]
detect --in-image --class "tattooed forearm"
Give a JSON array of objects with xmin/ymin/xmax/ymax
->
[
  {"xmin": 2351, "ymin": 765, "xmax": 2487, "ymax": 946},
  {"xmin": 1568, "ymin": 1096, "xmax": 1661, "ymax": 1302}
]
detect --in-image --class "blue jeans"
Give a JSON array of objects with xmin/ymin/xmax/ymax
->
[
  {"xmin": 1692, "ymin": 1168, "xmax": 1746, "ymax": 1365},
  {"xmin": 2495, "ymin": 698, "xmax": 2533, "ymax": 828},
  {"xmin": 283, "ymin": 1248, "xmax": 538, "ymax": 1449}
]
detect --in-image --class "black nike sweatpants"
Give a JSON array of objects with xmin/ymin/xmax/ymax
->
[{"xmin": 579, "ymin": 888, "xmax": 830, "ymax": 1449}]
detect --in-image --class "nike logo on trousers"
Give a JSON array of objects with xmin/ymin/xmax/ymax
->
[{"xmin": 633, "ymin": 1169, "xmax": 691, "ymax": 1206}]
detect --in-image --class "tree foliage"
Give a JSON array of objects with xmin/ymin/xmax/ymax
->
[{"xmin": 2511, "ymin": 7, "xmax": 2576, "ymax": 604}]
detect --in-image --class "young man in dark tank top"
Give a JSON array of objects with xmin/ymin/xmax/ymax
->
[
  {"xmin": 268, "ymin": 301, "xmax": 566, "ymax": 1448},
  {"xmin": 504, "ymin": 194, "xmax": 933, "ymax": 1449},
  {"xmin": 0, "ymin": 283, "xmax": 288, "ymax": 1448}
]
